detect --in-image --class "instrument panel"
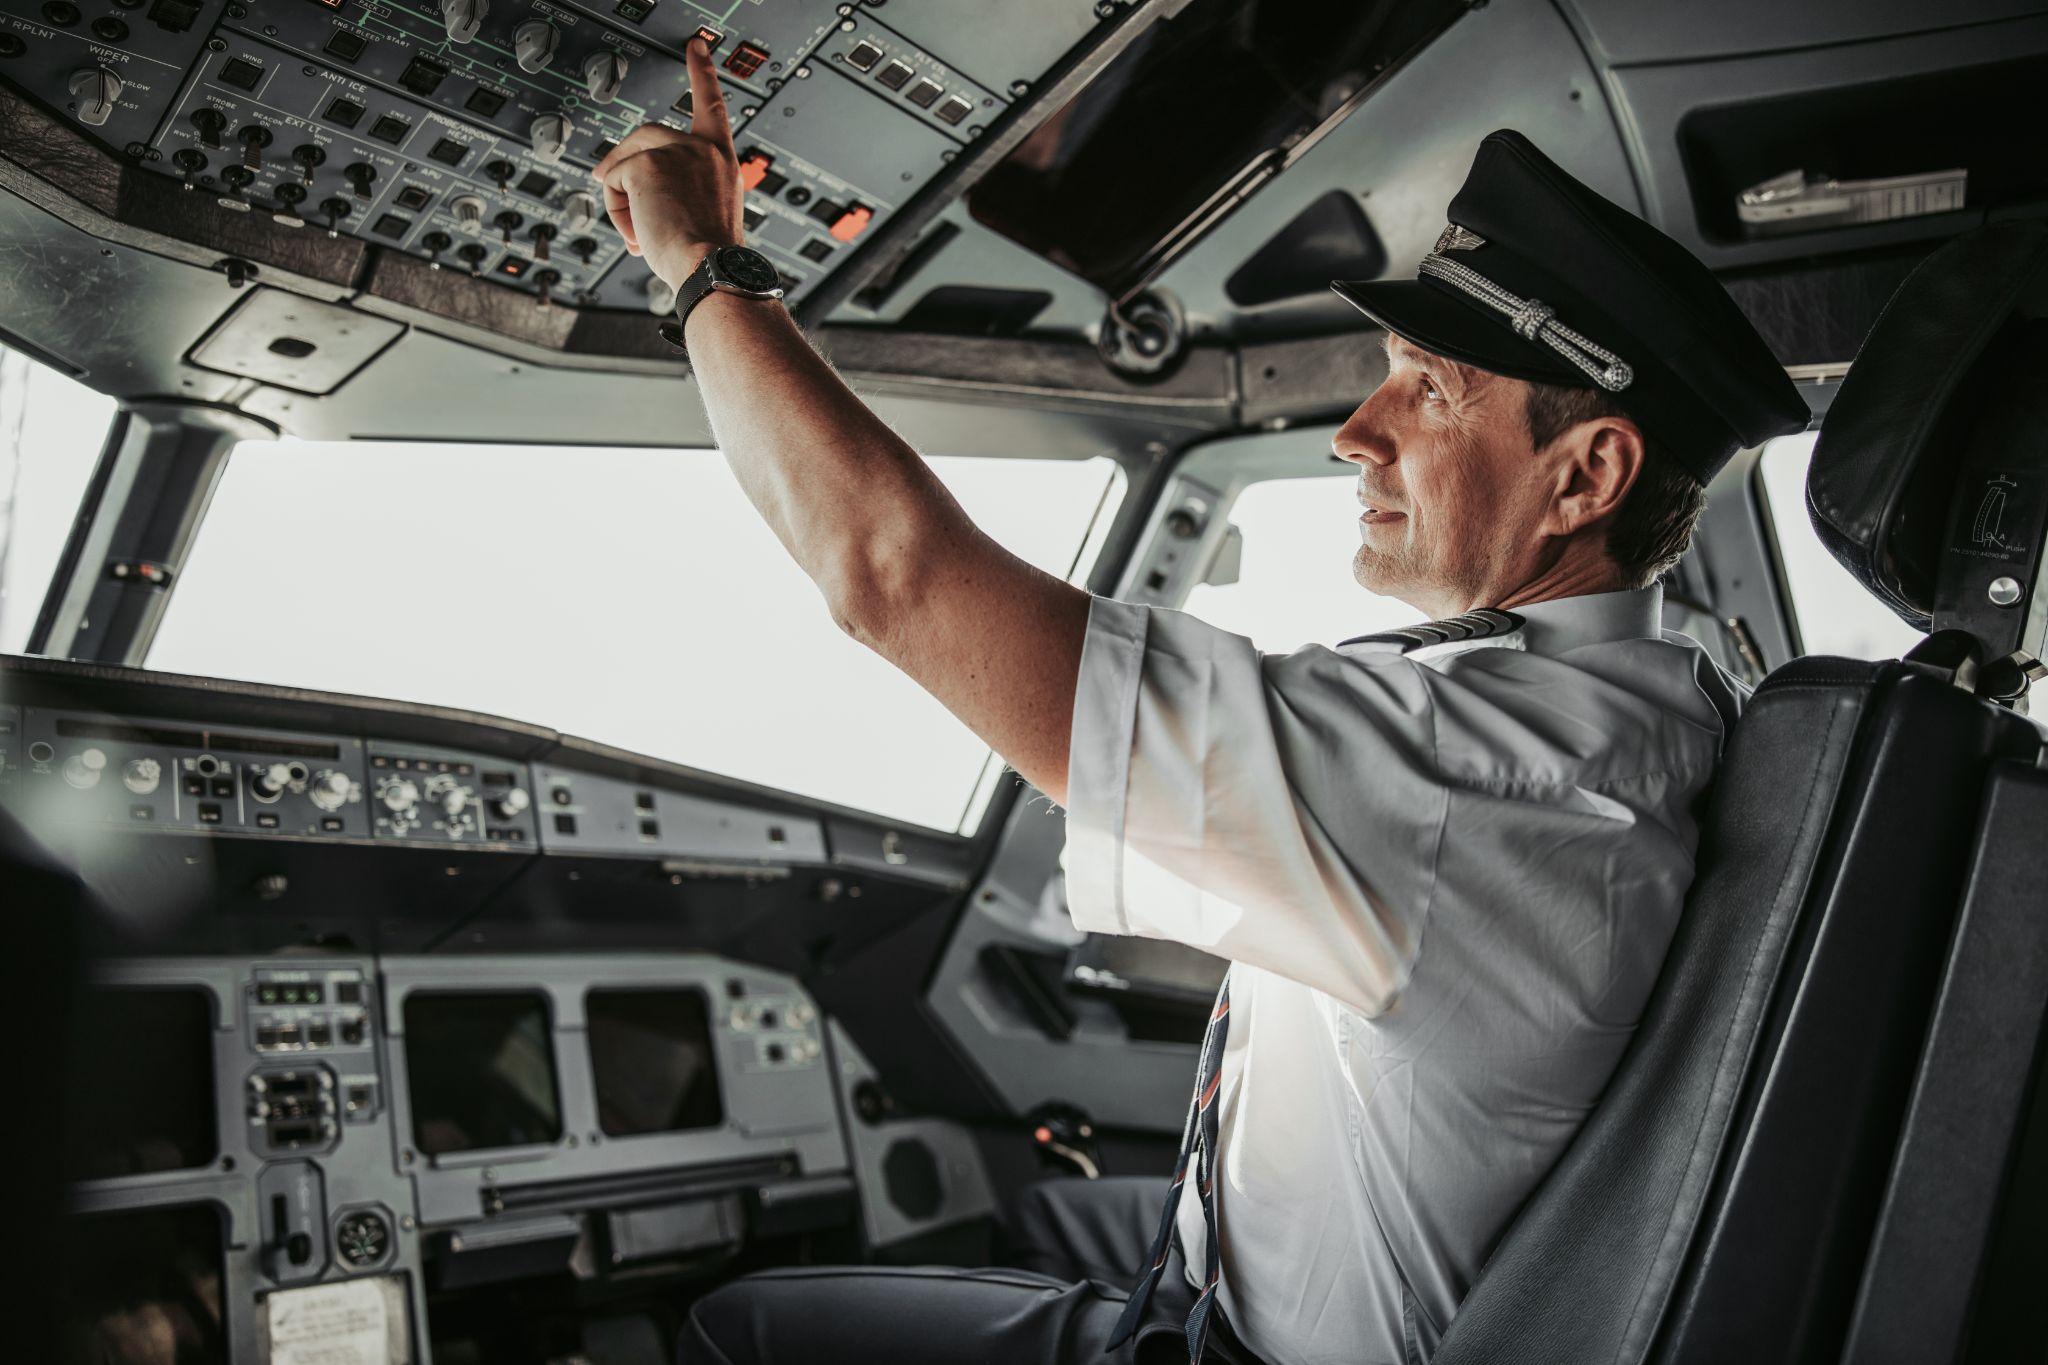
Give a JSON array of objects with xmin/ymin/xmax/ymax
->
[
  {"xmin": 0, "ymin": 0, "xmax": 1107, "ymax": 316},
  {"xmin": 2, "ymin": 697, "xmax": 814, "ymax": 860},
  {"xmin": 66, "ymin": 951, "xmax": 848, "ymax": 1363}
]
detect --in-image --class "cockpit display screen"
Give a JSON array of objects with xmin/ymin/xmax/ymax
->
[
  {"xmin": 587, "ymin": 988, "xmax": 724, "ymax": 1138},
  {"xmin": 403, "ymin": 991, "xmax": 563, "ymax": 1156},
  {"xmin": 65, "ymin": 986, "xmax": 218, "ymax": 1182}
]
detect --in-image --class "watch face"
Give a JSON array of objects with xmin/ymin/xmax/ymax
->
[{"xmin": 716, "ymin": 246, "xmax": 782, "ymax": 294}]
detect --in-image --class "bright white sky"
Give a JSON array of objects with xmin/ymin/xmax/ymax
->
[
  {"xmin": 1756, "ymin": 431, "xmax": 1925, "ymax": 660},
  {"xmin": 0, "ymin": 359, "xmax": 117, "ymax": 654},
  {"xmin": 0, "ymin": 355, "xmax": 1926, "ymax": 833},
  {"xmin": 142, "ymin": 439, "xmax": 1121, "ymax": 832}
]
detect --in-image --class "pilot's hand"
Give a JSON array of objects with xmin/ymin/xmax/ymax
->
[{"xmin": 591, "ymin": 38, "xmax": 745, "ymax": 290}]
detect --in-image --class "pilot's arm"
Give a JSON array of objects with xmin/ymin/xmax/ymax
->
[
  {"xmin": 596, "ymin": 40, "xmax": 1089, "ymax": 803},
  {"xmin": 597, "ymin": 43, "xmax": 1456, "ymax": 1012}
]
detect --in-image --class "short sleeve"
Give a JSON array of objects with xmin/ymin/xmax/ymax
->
[{"xmin": 1064, "ymin": 596, "xmax": 1449, "ymax": 1014}]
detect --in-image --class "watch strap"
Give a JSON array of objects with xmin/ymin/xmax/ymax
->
[{"xmin": 663, "ymin": 248, "xmax": 725, "ymax": 362}]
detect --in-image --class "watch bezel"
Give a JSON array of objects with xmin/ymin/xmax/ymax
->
[{"xmin": 708, "ymin": 245, "xmax": 784, "ymax": 299}]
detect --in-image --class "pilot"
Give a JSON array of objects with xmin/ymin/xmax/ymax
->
[{"xmin": 596, "ymin": 40, "xmax": 1809, "ymax": 1365}]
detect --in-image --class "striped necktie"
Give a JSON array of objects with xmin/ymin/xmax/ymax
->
[{"xmin": 1108, "ymin": 971, "xmax": 1232, "ymax": 1362}]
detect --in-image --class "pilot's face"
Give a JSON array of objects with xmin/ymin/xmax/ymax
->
[{"xmin": 1331, "ymin": 334, "xmax": 1557, "ymax": 617}]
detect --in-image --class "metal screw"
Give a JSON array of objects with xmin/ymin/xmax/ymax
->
[
  {"xmin": 1988, "ymin": 576, "xmax": 2023, "ymax": 607},
  {"xmin": 794, "ymin": 64, "xmax": 811, "ymax": 78}
]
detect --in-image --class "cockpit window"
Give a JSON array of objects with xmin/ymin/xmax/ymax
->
[
  {"xmin": 1181, "ymin": 474, "xmax": 1414, "ymax": 651},
  {"xmin": 0, "ymin": 349, "xmax": 118, "ymax": 654},
  {"xmin": 145, "ymin": 440, "xmax": 1123, "ymax": 832},
  {"xmin": 1756, "ymin": 432, "xmax": 1925, "ymax": 660}
]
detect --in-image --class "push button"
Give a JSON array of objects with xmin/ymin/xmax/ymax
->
[{"xmin": 828, "ymin": 204, "xmax": 872, "ymax": 242}]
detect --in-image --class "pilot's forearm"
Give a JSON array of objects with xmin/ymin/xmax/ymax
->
[
  {"xmin": 683, "ymin": 288, "xmax": 1087, "ymax": 802},
  {"xmin": 684, "ymin": 290, "xmax": 952, "ymax": 613}
]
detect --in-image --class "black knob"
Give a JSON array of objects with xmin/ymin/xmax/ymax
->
[
  {"xmin": 569, "ymin": 235, "xmax": 597, "ymax": 264},
  {"xmin": 190, "ymin": 107, "xmax": 225, "ymax": 148},
  {"xmin": 483, "ymin": 158, "xmax": 514, "ymax": 189},
  {"xmin": 343, "ymin": 161, "xmax": 377, "ymax": 199},
  {"xmin": 287, "ymin": 1231, "xmax": 312, "ymax": 1265}
]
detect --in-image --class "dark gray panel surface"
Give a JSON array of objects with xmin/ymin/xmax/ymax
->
[
  {"xmin": 1557, "ymin": 0, "xmax": 2048, "ymax": 66},
  {"xmin": 1602, "ymin": 12, "xmax": 2048, "ymax": 270},
  {"xmin": 378, "ymin": 953, "xmax": 845, "ymax": 1227}
]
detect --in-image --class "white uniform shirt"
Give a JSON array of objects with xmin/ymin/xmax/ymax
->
[{"xmin": 1065, "ymin": 585, "xmax": 1742, "ymax": 1365}]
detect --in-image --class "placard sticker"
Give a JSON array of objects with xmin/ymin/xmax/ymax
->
[{"xmin": 264, "ymin": 1276, "xmax": 410, "ymax": 1364}]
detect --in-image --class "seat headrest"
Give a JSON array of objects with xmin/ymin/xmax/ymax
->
[{"xmin": 1808, "ymin": 222, "xmax": 2048, "ymax": 632}]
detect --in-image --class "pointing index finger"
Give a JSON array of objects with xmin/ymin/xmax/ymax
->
[{"xmin": 684, "ymin": 36, "xmax": 733, "ymax": 151}]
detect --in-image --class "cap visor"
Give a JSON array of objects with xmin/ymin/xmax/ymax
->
[{"xmin": 1331, "ymin": 278, "xmax": 1587, "ymax": 387}]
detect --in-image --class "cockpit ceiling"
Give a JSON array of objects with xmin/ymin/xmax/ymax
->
[{"xmin": 0, "ymin": 0, "xmax": 2041, "ymax": 439}]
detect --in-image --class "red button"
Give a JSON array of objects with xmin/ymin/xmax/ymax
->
[
  {"xmin": 828, "ymin": 203, "xmax": 872, "ymax": 242},
  {"xmin": 738, "ymin": 152, "xmax": 773, "ymax": 191}
]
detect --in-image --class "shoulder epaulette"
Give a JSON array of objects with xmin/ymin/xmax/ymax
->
[{"xmin": 1337, "ymin": 607, "xmax": 1525, "ymax": 653}]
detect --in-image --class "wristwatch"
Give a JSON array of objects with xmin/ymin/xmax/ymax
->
[{"xmin": 660, "ymin": 244, "xmax": 785, "ymax": 359}]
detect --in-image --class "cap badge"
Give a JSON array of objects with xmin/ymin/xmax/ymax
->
[{"xmin": 1434, "ymin": 223, "xmax": 1487, "ymax": 253}]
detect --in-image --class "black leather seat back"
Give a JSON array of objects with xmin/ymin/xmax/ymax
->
[
  {"xmin": 1437, "ymin": 221, "xmax": 2048, "ymax": 1365},
  {"xmin": 1433, "ymin": 660, "xmax": 2040, "ymax": 1364}
]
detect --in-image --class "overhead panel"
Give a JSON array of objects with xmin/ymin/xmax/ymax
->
[{"xmin": 0, "ymin": 0, "xmax": 1109, "ymax": 321}]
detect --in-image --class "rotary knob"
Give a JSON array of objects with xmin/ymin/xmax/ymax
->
[
  {"xmin": 62, "ymin": 747, "xmax": 107, "ymax": 790},
  {"xmin": 513, "ymin": 19, "xmax": 558, "ymax": 73},
  {"xmin": 561, "ymin": 191, "xmax": 599, "ymax": 233},
  {"xmin": 582, "ymin": 51, "xmax": 628, "ymax": 104},
  {"xmin": 493, "ymin": 787, "xmax": 531, "ymax": 820},
  {"xmin": 441, "ymin": 787, "xmax": 469, "ymax": 818},
  {"xmin": 308, "ymin": 770, "xmax": 353, "ymax": 812},
  {"xmin": 122, "ymin": 757, "xmax": 162, "ymax": 796},
  {"xmin": 380, "ymin": 777, "xmax": 419, "ymax": 814},
  {"xmin": 450, "ymin": 194, "xmax": 486, "ymax": 236},
  {"xmin": 529, "ymin": 111, "xmax": 571, "ymax": 164},
  {"xmin": 440, "ymin": 0, "xmax": 486, "ymax": 43},
  {"xmin": 250, "ymin": 762, "xmax": 295, "ymax": 802},
  {"xmin": 69, "ymin": 67, "xmax": 122, "ymax": 127}
]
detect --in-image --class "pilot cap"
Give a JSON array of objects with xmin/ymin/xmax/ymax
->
[{"xmin": 1332, "ymin": 129, "xmax": 1810, "ymax": 485}]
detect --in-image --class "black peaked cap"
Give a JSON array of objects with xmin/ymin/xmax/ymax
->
[{"xmin": 1333, "ymin": 130, "xmax": 1811, "ymax": 484}]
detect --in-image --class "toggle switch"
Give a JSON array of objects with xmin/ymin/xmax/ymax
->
[
  {"xmin": 191, "ymin": 107, "xmax": 225, "ymax": 149},
  {"xmin": 237, "ymin": 123, "xmax": 272, "ymax": 171}
]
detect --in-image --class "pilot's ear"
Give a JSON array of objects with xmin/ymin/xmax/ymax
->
[{"xmin": 1548, "ymin": 414, "xmax": 1646, "ymax": 539}]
